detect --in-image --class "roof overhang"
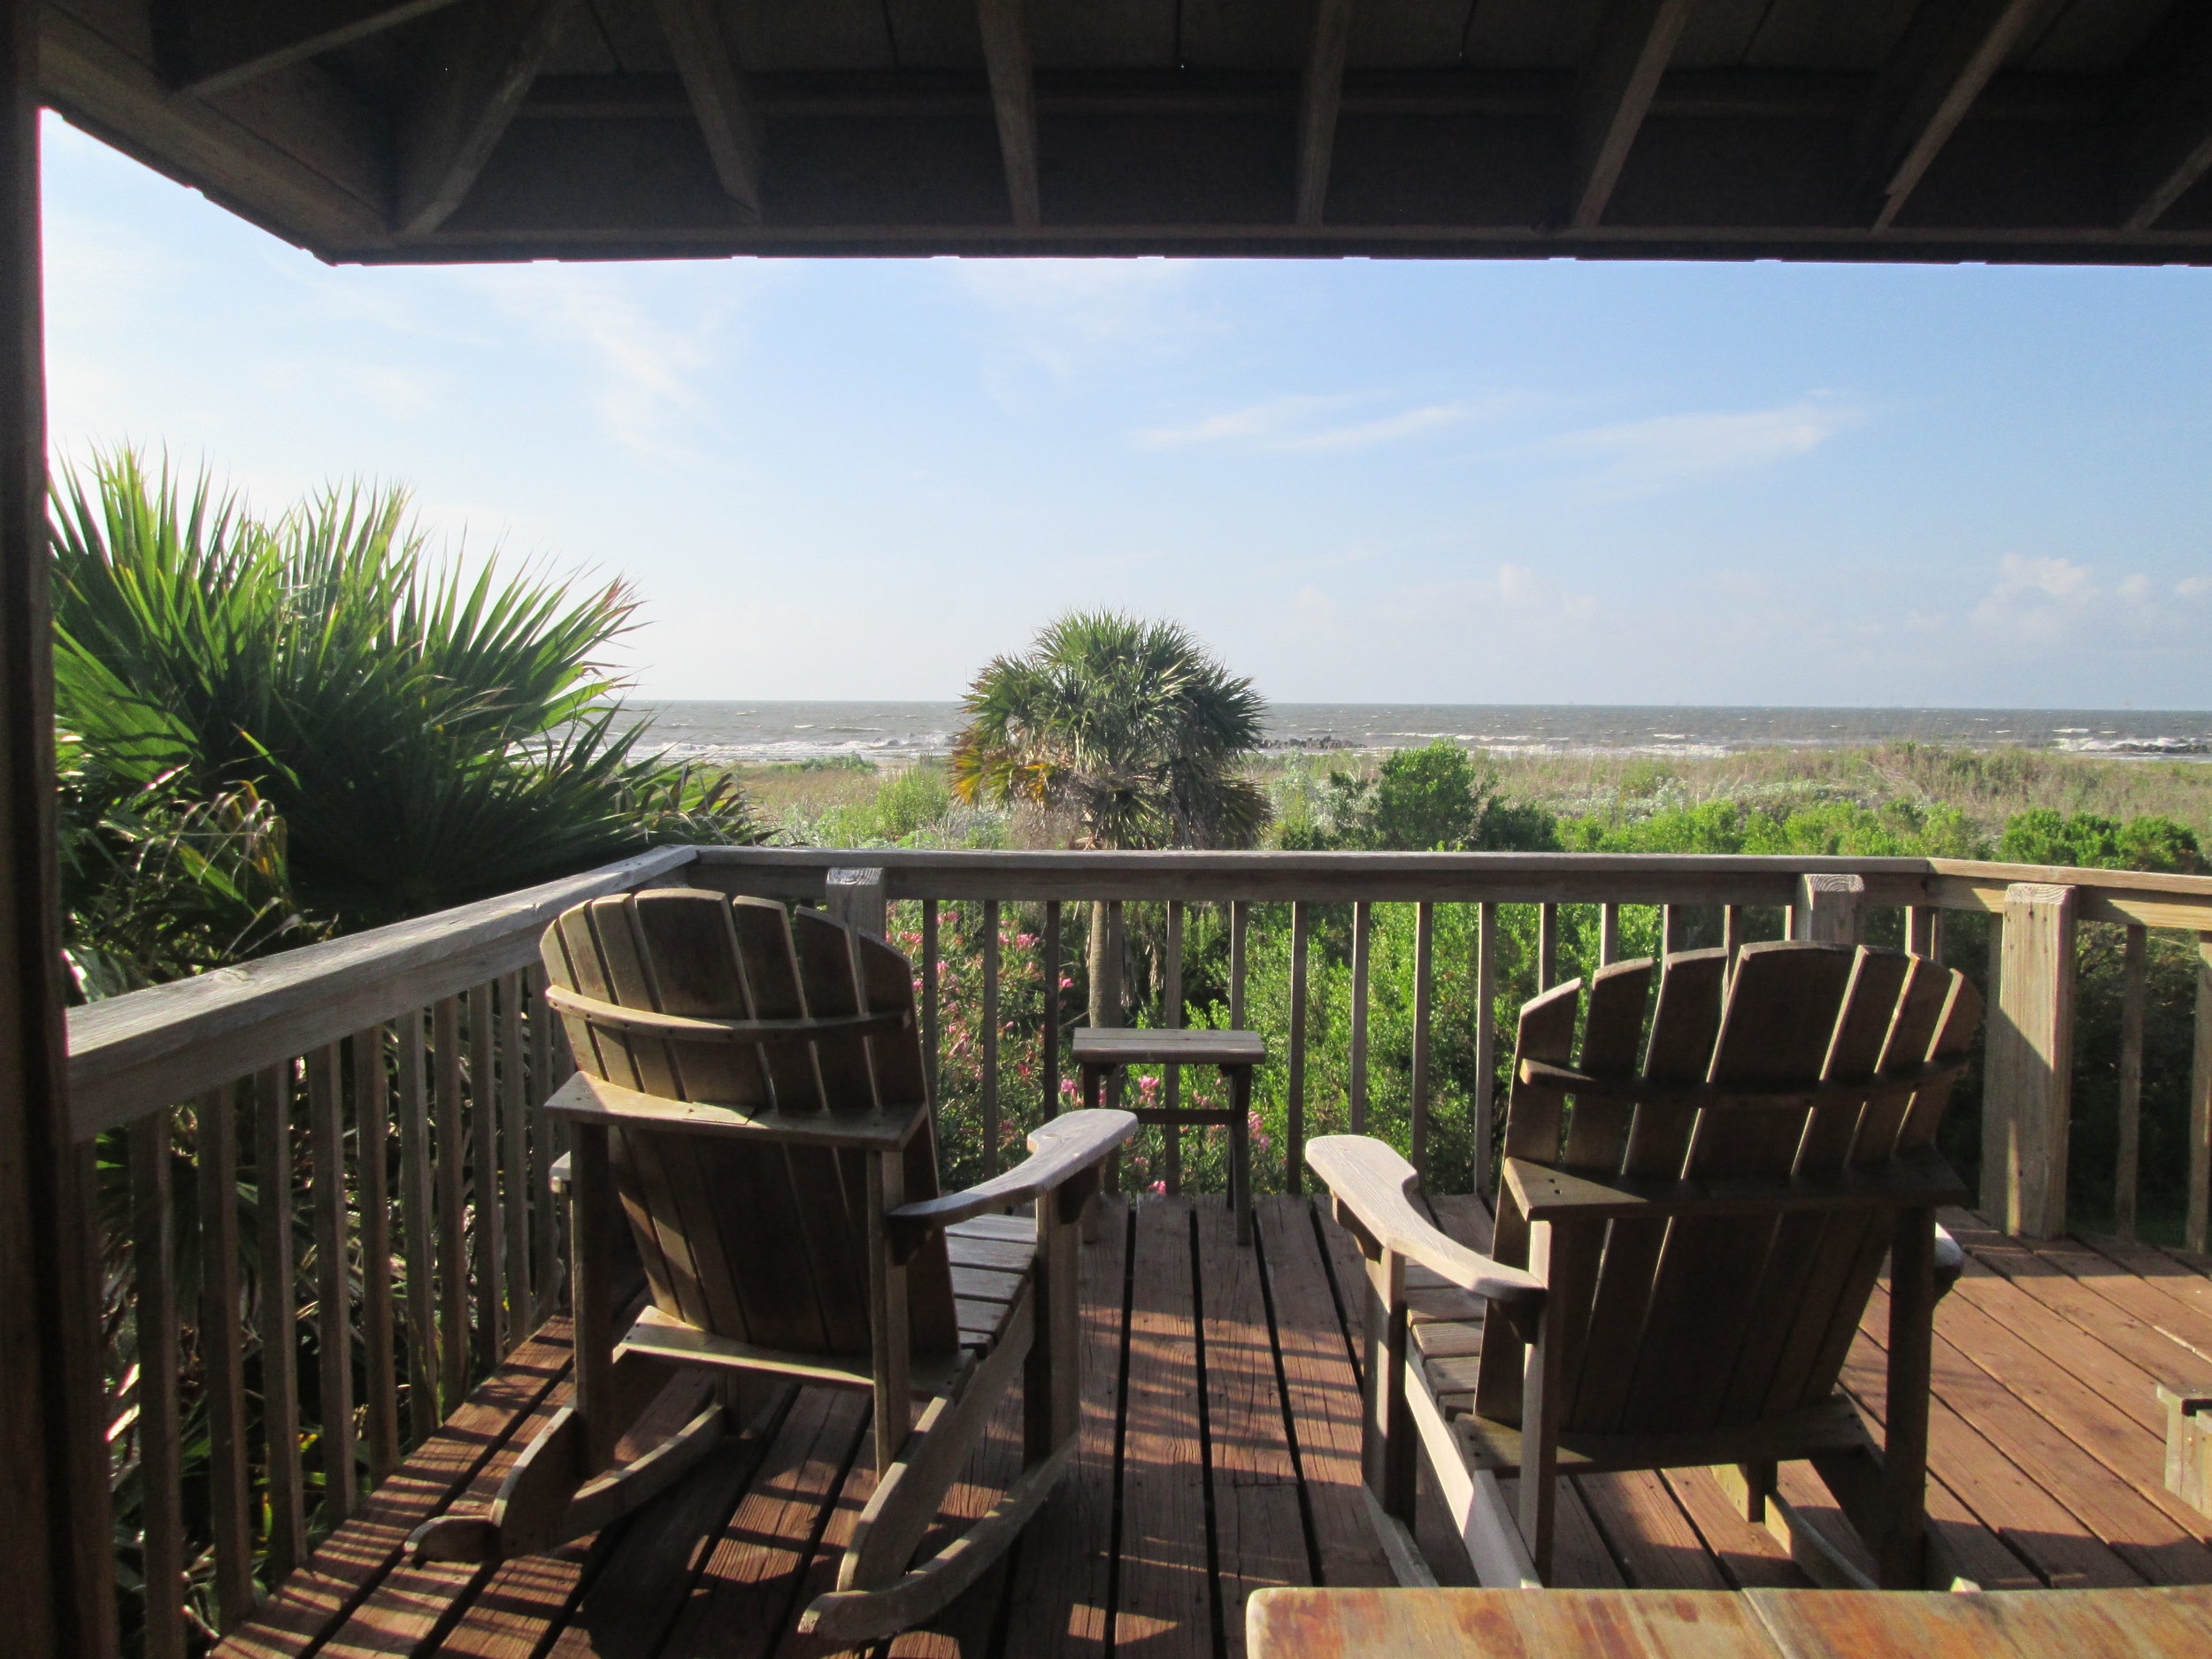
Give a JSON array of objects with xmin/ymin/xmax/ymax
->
[{"xmin": 44, "ymin": 0, "xmax": 2212, "ymax": 267}]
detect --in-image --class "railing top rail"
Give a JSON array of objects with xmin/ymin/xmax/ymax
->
[{"xmin": 65, "ymin": 845, "xmax": 696, "ymax": 1141}]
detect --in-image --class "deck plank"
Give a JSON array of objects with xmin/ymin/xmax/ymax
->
[
  {"xmin": 1195, "ymin": 1196, "xmax": 1310, "ymax": 1655},
  {"xmin": 213, "ymin": 1326, "xmax": 573, "ymax": 1658},
  {"xmin": 1000, "ymin": 1195, "xmax": 1127, "ymax": 1658},
  {"xmin": 881, "ymin": 1379, "xmax": 1028, "ymax": 1659},
  {"xmin": 1576, "ymin": 1469, "xmax": 1734, "ymax": 1591},
  {"xmin": 1254, "ymin": 1196, "xmax": 1395, "ymax": 1590},
  {"xmin": 1116, "ymin": 1196, "xmax": 1213, "ymax": 1657},
  {"xmin": 1656, "ymin": 1467, "xmax": 1808, "ymax": 1591}
]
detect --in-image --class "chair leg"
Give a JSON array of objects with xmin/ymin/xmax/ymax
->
[
  {"xmin": 1878, "ymin": 1205, "xmax": 1938, "ymax": 1587},
  {"xmin": 1517, "ymin": 1224, "xmax": 1567, "ymax": 1582},
  {"xmin": 1230, "ymin": 1066, "xmax": 1253, "ymax": 1246}
]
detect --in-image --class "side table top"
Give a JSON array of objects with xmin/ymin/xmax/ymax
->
[{"xmin": 1071, "ymin": 1028, "xmax": 1266, "ymax": 1067}]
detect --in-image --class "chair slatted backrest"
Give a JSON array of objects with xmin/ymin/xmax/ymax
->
[
  {"xmin": 1475, "ymin": 941, "xmax": 1979, "ymax": 1437},
  {"xmin": 541, "ymin": 888, "xmax": 959, "ymax": 1361}
]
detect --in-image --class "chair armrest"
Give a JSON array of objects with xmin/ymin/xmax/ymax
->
[
  {"xmin": 887, "ymin": 1109, "xmax": 1136, "ymax": 1254},
  {"xmin": 1305, "ymin": 1135, "xmax": 1544, "ymax": 1310},
  {"xmin": 1503, "ymin": 1146, "xmax": 1969, "ymax": 1223}
]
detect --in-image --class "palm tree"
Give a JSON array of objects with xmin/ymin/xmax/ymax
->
[{"xmin": 951, "ymin": 611, "xmax": 1269, "ymax": 1025}]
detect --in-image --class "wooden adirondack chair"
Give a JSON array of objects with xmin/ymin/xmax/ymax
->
[
  {"xmin": 410, "ymin": 887, "xmax": 1135, "ymax": 1644},
  {"xmin": 1308, "ymin": 941, "xmax": 1982, "ymax": 1594}
]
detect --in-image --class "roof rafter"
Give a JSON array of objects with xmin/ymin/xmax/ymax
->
[
  {"xmin": 1296, "ymin": 0, "xmax": 1356, "ymax": 227},
  {"xmin": 1569, "ymin": 0, "xmax": 1698, "ymax": 230},
  {"xmin": 2108, "ymin": 10, "xmax": 2212, "ymax": 232},
  {"xmin": 153, "ymin": 0, "xmax": 465, "ymax": 96},
  {"xmin": 979, "ymin": 0, "xmax": 1039, "ymax": 227},
  {"xmin": 395, "ymin": 0, "xmax": 576, "ymax": 236},
  {"xmin": 1855, "ymin": 0, "xmax": 2055, "ymax": 231},
  {"xmin": 651, "ymin": 0, "xmax": 762, "ymax": 215}
]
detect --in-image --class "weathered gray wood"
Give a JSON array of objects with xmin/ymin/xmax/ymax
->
[
  {"xmin": 1475, "ymin": 901, "xmax": 1498, "ymax": 1196},
  {"xmin": 1600, "ymin": 902, "xmax": 1621, "ymax": 966},
  {"xmin": 1412, "ymin": 901, "xmax": 1435, "ymax": 1179},
  {"xmin": 1307, "ymin": 1137, "xmax": 1545, "ymax": 1308},
  {"xmin": 1163, "ymin": 899, "xmax": 1184, "ymax": 1190},
  {"xmin": 1570, "ymin": 0, "xmax": 1697, "ymax": 227},
  {"xmin": 922, "ymin": 896, "xmax": 941, "ymax": 1115},
  {"xmin": 2119, "ymin": 924, "xmax": 2147, "ymax": 1240},
  {"xmin": 1230, "ymin": 899, "xmax": 1250, "ymax": 1025},
  {"xmin": 307, "ymin": 1041, "xmax": 355, "ymax": 1524},
  {"xmin": 195, "ymin": 1085, "xmax": 253, "ymax": 1630},
  {"xmin": 981, "ymin": 897, "xmax": 1001, "ymax": 1178},
  {"xmin": 396, "ymin": 1009, "xmax": 437, "ymax": 1446},
  {"xmin": 67, "ymin": 845, "xmax": 692, "ymax": 1139},
  {"xmin": 978, "ymin": 0, "xmax": 1039, "ymax": 226},
  {"xmin": 1072, "ymin": 1028, "xmax": 1264, "ymax": 1066},
  {"xmin": 396, "ymin": 0, "xmax": 578, "ymax": 234},
  {"xmin": 500, "ymin": 972, "xmax": 529, "ymax": 1346},
  {"xmin": 1289, "ymin": 901, "xmax": 1310, "ymax": 1194},
  {"xmin": 353, "ymin": 1025, "xmax": 398, "ymax": 1482},
  {"xmin": 526, "ymin": 964, "xmax": 560, "ymax": 1326},
  {"xmin": 1537, "ymin": 902, "xmax": 1559, "ymax": 990},
  {"xmin": 1041, "ymin": 898, "xmax": 1060, "ymax": 1119},
  {"xmin": 1350, "ymin": 899, "xmax": 1372, "ymax": 1133},
  {"xmin": 1794, "ymin": 873, "xmax": 1865, "ymax": 945},
  {"xmin": 254, "ymin": 1062, "xmax": 306, "ymax": 1577},
  {"xmin": 1857, "ymin": 0, "xmax": 2053, "ymax": 229},
  {"xmin": 650, "ymin": 0, "xmax": 762, "ymax": 209},
  {"xmin": 1983, "ymin": 884, "xmax": 2078, "ymax": 1240},
  {"xmin": 130, "ymin": 1109, "xmax": 185, "ymax": 1659},
  {"xmin": 1295, "ymin": 0, "xmax": 1355, "ymax": 225},
  {"xmin": 1663, "ymin": 903, "xmax": 1690, "ymax": 956},
  {"xmin": 827, "ymin": 865, "xmax": 888, "ymax": 940},
  {"xmin": 2194, "ymin": 933, "xmax": 2212, "ymax": 1255},
  {"xmin": 434, "ymin": 995, "xmax": 469, "ymax": 1409},
  {"xmin": 469, "ymin": 979, "xmax": 503, "ymax": 1363},
  {"xmin": 1908, "ymin": 905, "xmax": 1943, "ymax": 959}
]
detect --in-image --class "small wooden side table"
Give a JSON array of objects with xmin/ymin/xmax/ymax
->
[{"xmin": 1072, "ymin": 1027, "xmax": 1264, "ymax": 1244}]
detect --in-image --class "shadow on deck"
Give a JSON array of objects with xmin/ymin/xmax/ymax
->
[{"xmin": 216, "ymin": 1195, "xmax": 2212, "ymax": 1659}]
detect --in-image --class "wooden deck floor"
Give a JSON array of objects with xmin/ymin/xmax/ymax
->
[{"xmin": 217, "ymin": 1195, "xmax": 2212, "ymax": 1659}]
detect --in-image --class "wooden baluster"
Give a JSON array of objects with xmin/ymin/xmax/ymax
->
[
  {"xmin": 1983, "ymin": 885, "xmax": 2077, "ymax": 1240},
  {"xmin": 501, "ymin": 971, "xmax": 530, "ymax": 1348},
  {"xmin": 1724, "ymin": 903, "xmax": 1745, "ymax": 962},
  {"xmin": 981, "ymin": 899, "xmax": 1001, "ymax": 1177},
  {"xmin": 1229, "ymin": 900, "xmax": 1249, "ymax": 1027},
  {"xmin": 434, "ymin": 995, "xmax": 469, "ymax": 1409},
  {"xmin": 1348, "ymin": 900, "xmax": 1372, "ymax": 1134},
  {"xmin": 1663, "ymin": 902, "xmax": 1689, "ymax": 956},
  {"xmin": 308, "ymin": 1041, "xmax": 355, "ymax": 1524},
  {"xmin": 1537, "ymin": 901, "xmax": 1559, "ymax": 989},
  {"xmin": 1041, "ymin": 900, "xmax": 1062, "ymax": 1119},
  {"xmin": 1598, "ymin": 902, "xmax": 1620, "ymax": 967},
  {"xmin": 1908, "ymin": 904, "xmax": 1943, "ymax": 959},
  {"xmin": 130, "ymin": 1108, "xmax": 185, "ymax": 1659},
  {"xmin": 196, "ymin": 1085, "xmax": 253, "ymax": 1631},
  {"xmin": 921, "ymin": 897, "xmax": 941, "ymax": 1118},
  {"xmin": 254, "ymin": 1063, "xmax": 305, "ymax": 1576},
  {"xmin": 2117, "ymin": 925, "xmax": 2147, "ymax": 1242},
  {"xmin": 469, "ymin": 980, "xmax": 503, "ymax": 1364},
  {"xmin": 527, "ymin": 964, "xmax": 560, "ymax": 1325},
  {"xmin": 1474, "ymin": 902, "xmax": 1497, "ymax": 1197},
  {"xmin": 1164, "ymin": 900, "xmax": 1184, "ymax": 1193},
  {"xmin": 1288, "ymin": 902, "xmax": 1310, "ymax": 1194},
  {"xmin": 353, "ymin": 1025, "xmax": 399, "ymax": 1484},
  {"xmin": 1410, "ymin": 902, "xmax": 1435, "ymax": 1179},
  {"xmin": 397, "ymin": 1010, "xmax": 439, "ymax": 1446},
  {"xmin": 2193, "ymin": 932, "xmax": 2212, "ymax": 1255}
]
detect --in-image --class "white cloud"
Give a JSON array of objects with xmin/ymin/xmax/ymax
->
[
  {"xmin": 1531, "ymin": 396, "xmax": 1861, "ymax": 490},
  {"xmin": 1137, "ymin": 394, "xmax": 1478, "ymax": 453},
  {"xmin": 1970, "ymin": 552, "xmax": 2212, "ymax": 648},
  {"xmin": 950, "ymin": 257, "xmax": 1204, "ymax": 378}
]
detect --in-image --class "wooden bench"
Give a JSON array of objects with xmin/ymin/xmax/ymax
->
[{"xmin": 1074, "ymin": 1027, "xmax": 1263, "ymax": 1244}]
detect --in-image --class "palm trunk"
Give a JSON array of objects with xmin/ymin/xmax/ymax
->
[{"xmin": 1087, "ymin": 900, "xmax": 1124, "ymax": 1029}]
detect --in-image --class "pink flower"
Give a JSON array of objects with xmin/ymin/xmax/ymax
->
[
  {"xmin": 1249, "ymin": 1110, "xmax": 1271, "ymax": 1151},
  {"xmin": 1058, "ymin": 975, "xmax": 1074, "ymax": 991},
  {"xmin": 1058, "ymin": 1079, "xmax": 1079, "ymax": 1100},
  {"xmin": 1015, "ymin": 933, "xmax": 1035, "ymax": 949},
  {"xmin": 1137, "ymin": 1074, "xmax": 1159, "ymax": 1100},
  {"xmin": 1148, "ymin": 1180, "xmax": 1167, "ymax": 1195}
]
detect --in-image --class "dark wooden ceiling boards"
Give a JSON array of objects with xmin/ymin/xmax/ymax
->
[{"xmin": 43, "ymin": 0, "xmax": 2212, "ymax": 265}]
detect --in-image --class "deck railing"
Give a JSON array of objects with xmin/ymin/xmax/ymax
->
[{"xmin": 67, "ymin": 843, "xmax": 2212, "ymax": 1654}]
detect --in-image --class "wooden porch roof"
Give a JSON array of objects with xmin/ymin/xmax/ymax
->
[{"xmin": 44, "ymin": 0, "xmax": 2212, "ymax": 267}]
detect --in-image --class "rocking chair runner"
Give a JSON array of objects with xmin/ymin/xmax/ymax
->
[
  {"xmin": 410, "ymin": 887, "xmax": 1135, "ymax": 1644},
  {"xmin": 1308, "ymin": 941, "xmax": 1982, "ymax": 1593}
]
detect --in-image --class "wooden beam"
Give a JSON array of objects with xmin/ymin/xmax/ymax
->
[
  {"xmin": 1296, "ymin": 0, "xmax": 1355, "ymax": 227},
  {"xmin": 2109, "ymin": 11, "xmax": 2212, "ymax": 234},
  {"xmin": 1569, "ymin": 0, "xmax": 1697, "ymax": 229},
  {"xmin": 154, "ymin": 0, "xmax": 465, "ymax": 96},
  {"xmin": 1981, "ymin": 882, "xmax": 2077, "ymax": 1240},
  {"xmin": 1855, "ymin": 0, "xmax": 2053, "ymax": 232},
  {"xmin": 978, "ymin": 0, "xmax": 1039, "ymax": 227},
  {"xmin": 651, "ymin": 0, "xmax": 763, "ymax": 214},
  {"xmin": 396, "ymin": 0, "xmax": 578, "ymax": 236},
  {"xmin": 0, "ymin": 1, "xmax": 116, "ymax": 1653}
]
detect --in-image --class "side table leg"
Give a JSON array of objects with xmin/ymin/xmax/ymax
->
[{"xmin": 1230, "ymin": 1065, "xmax": 1253, "ymax": 1247}]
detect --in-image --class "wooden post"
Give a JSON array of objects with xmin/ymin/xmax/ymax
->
[
  {"xmin": 1879, "ymin": 1205, "xmax": 1937, "ymax": 1587},
  {"xmin": 1474, "ymin": 902, "xmax": 1497, "ymax": 1197},
  {"xmin": 980, "ymin": 898, "xmax": 1000, "ymax": 1178},
  {"xmin": 196, "ymin": 1087, "xmax": 253, "ymax": 1631},
  {"xmin": 1410, "ymin": 902, "xmax": 1435, "ymax": 1179},
  {"xmin": 1163, "ymin": 901, "xmax": 1183, "ymax": 1192},
  {"xmin": 1537, "ymin": 902, "xmax": 1559, "ymax": 989},
  {"xmin": 0, "ymin": 0, "xmax": 115, "ymax": 1643},
  {"xmin": 921, "ymin": 898, "xmax": 941, "ymax": 1117},
  {"xmin": 2117, "ymin": 925, "xmax": 2147, "ymax": 1242},
  {"xmin": 1982, "ymin": 884, "xmax": 2078, "ymax": 1240},
  {"xmin": 1793, "ymin": 873, "xmax": 1865, "ymax": 945},
  {"xmin": 1348, "ymin": 900, "xmax": 1371, "ymax": 1134},
  {"xmin": 1908, "ymin": 905, "xmax": 1943, "ymax": 960},
  {"xmin": 2193, "ymin": 934, "xmax": 2212, "ymax": 1254},
  {"xmin": 826, "ymin": 865, "xmax": 888, "ymax": 940},
  {"xmin": 1287, "ymin": 902, "xmax": 1310, "ymax": 1195},
  {"xmin": 130, "ymin": 1111, "xmax": 185, "ymax": 1659},
  {"xmin": 1598, "ymin": 902, "xmax": 1620, "ymax": 967},
  {"xmin": 1039, "ymin": 900, "xmax": 1060, "ymax": 1119}
]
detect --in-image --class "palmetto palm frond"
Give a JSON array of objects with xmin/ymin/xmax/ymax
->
[{"xmin": 951, "ymin": 611, "xmax": 1269, "ymax": 851}]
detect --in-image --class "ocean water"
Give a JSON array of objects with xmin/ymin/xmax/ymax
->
[{"xmin": 624, "ymin": 702, "xmax": 2212, "ymax": 768}]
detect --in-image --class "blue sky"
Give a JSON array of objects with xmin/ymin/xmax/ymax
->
[{"xmin": 42, "ymin": 111, "xmax": 2212, "ymax": 710}]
